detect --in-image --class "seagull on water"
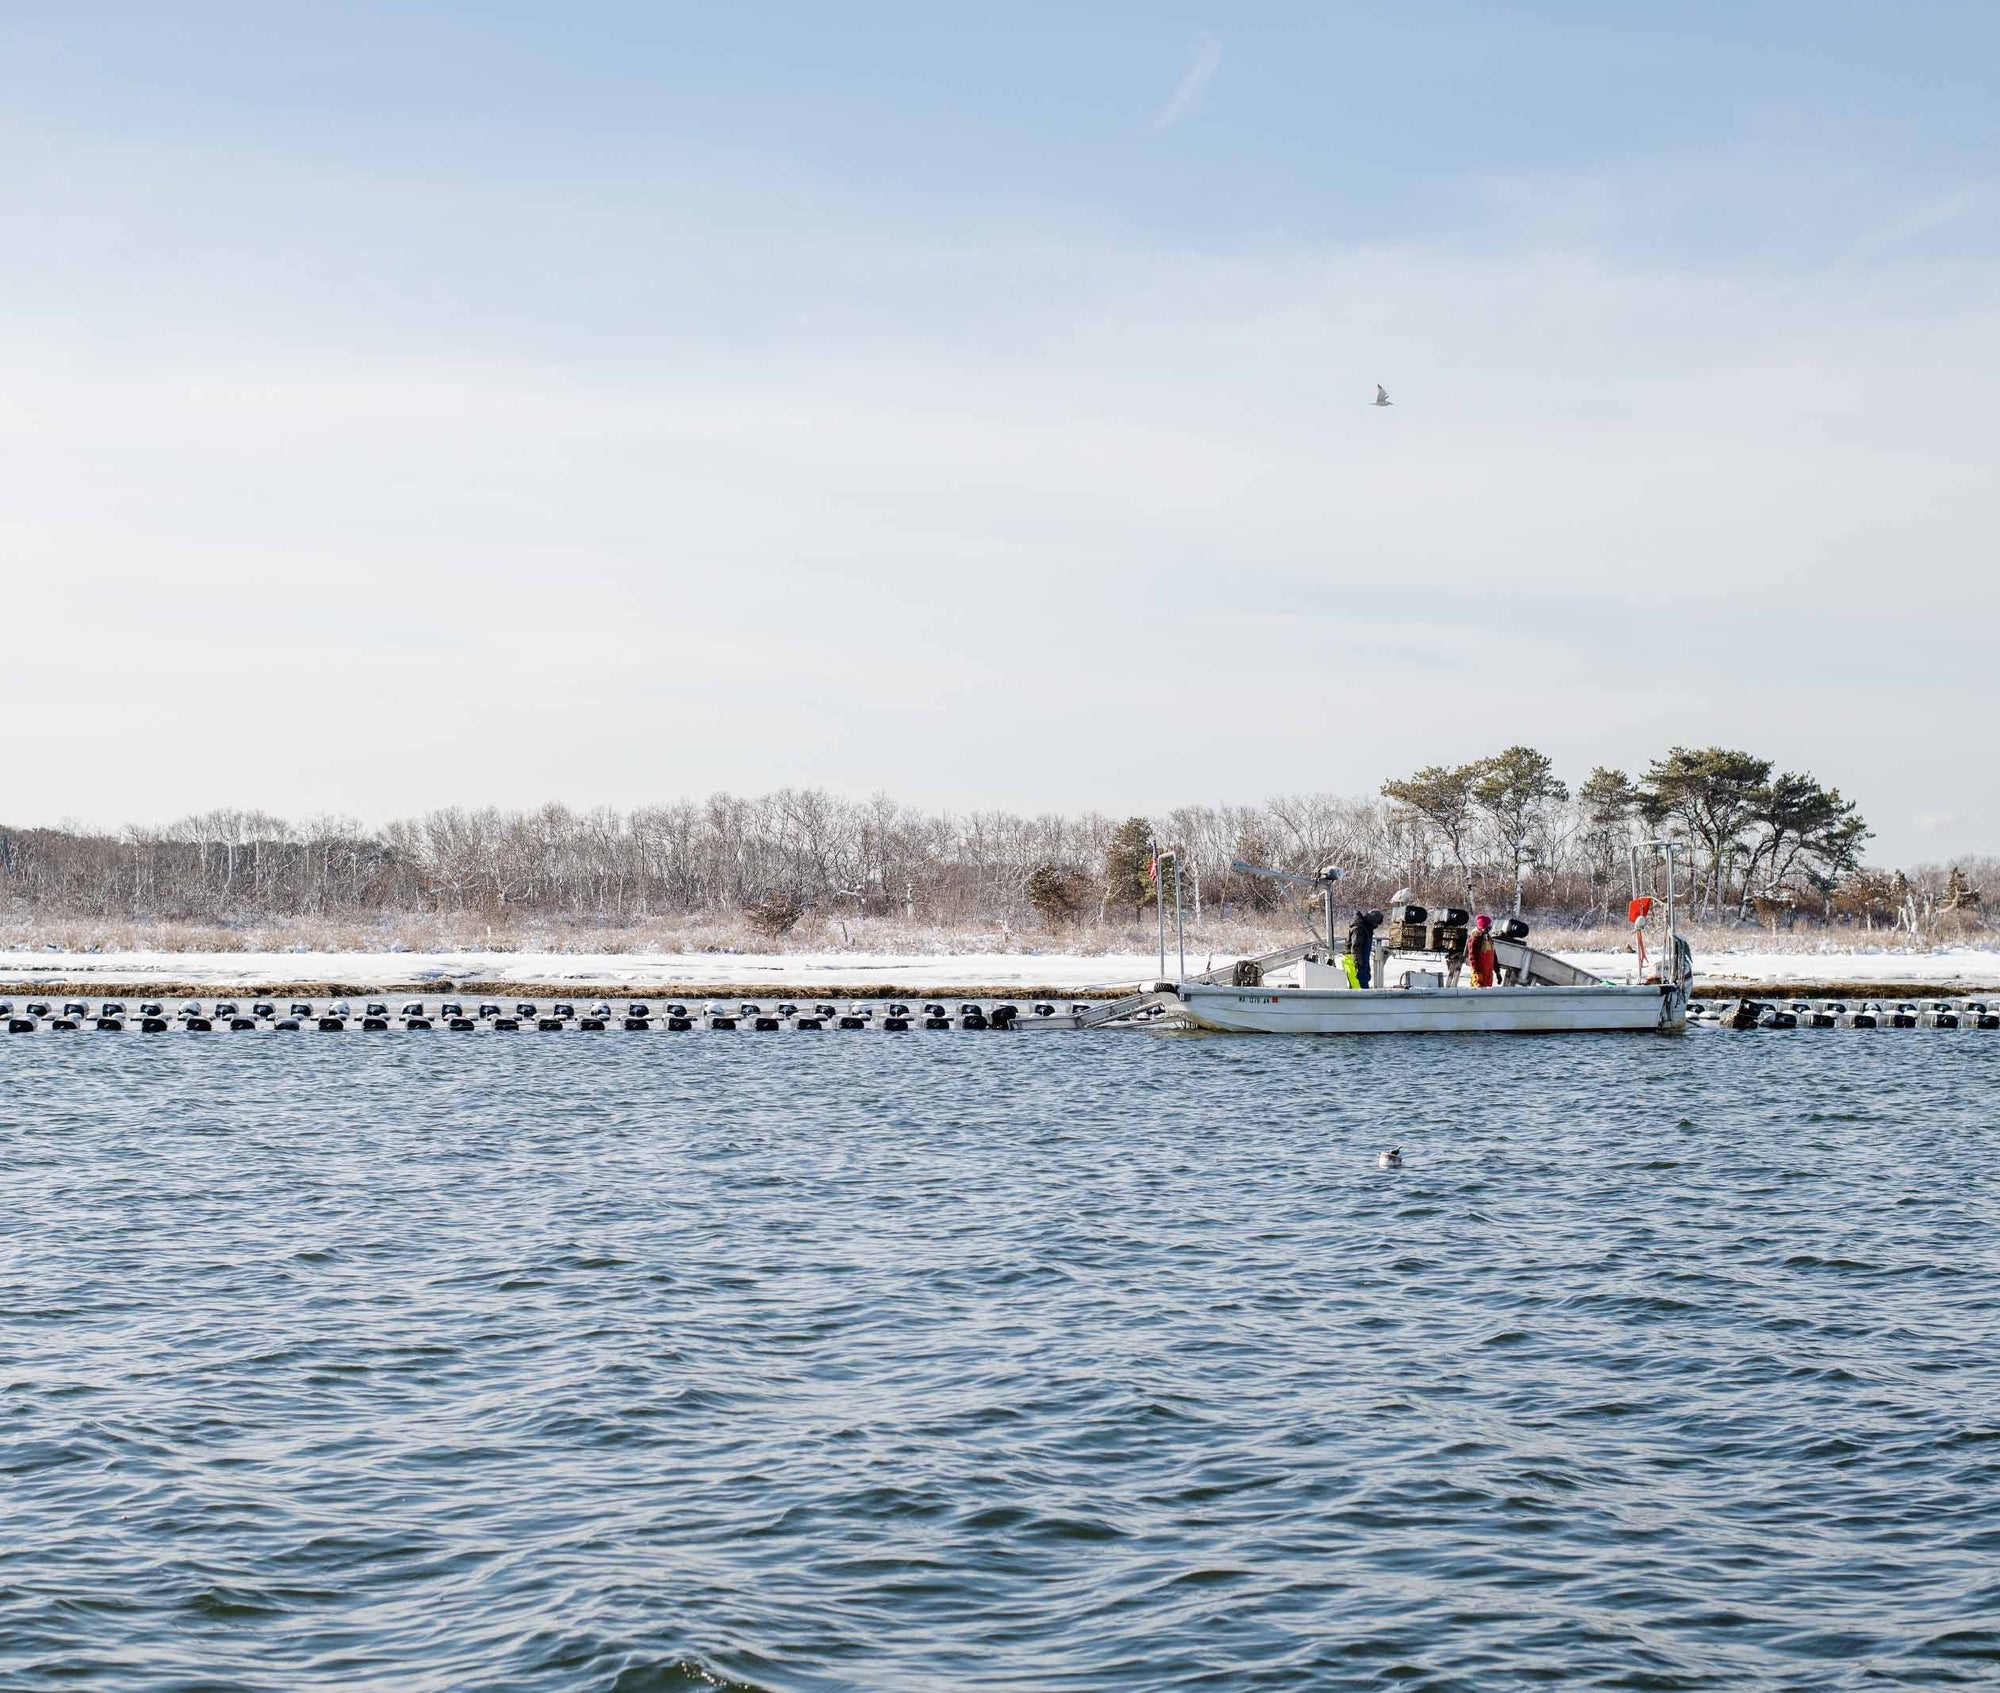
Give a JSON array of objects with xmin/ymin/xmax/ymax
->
[
  {"xmin": 1373, "ymin": 384, "xmax": 1393, "ymax": 407},
  {"xmin": 1378, "ymin": 1147, "xmax": 1403, "ymax": 1169}
]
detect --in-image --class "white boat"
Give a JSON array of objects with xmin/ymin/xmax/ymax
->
[
  {"xmin": 1171, "ymin": 939, "xmax": 1688, "ymax": 1035},
  {"xmin": 1101, "ymin": 844, "xmax": 1691, "ymax": 1036}
]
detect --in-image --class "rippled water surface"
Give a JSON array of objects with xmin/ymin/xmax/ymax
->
[{"xmin": 4, "ymin": 1031, "xmax": 1999, "ymax": 1691}]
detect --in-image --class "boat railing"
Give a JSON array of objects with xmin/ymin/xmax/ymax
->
[
  {"xmin": 1194, "ymin": 937, "xmax": 1607, "ymax": 993},
  {"xmin": 1183, "ymin": 941, "xmax": 1320, "ymax": 987}
]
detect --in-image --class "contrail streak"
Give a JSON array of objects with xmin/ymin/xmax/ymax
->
[{"xmin": 1150, "ymin": 35, "xmax": 1221, "ymax": 131}]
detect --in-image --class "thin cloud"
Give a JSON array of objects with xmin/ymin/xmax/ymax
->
[
  {"xmin": 1841, "ymin": 187, "xmax": 1982, "ymax": 264},
  {"xmin": 1149, "ymin": 35, "xmax": 1221, "ymax": 132}
]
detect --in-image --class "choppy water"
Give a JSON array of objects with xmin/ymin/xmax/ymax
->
[{"xmin": 3, "ymin": 1031, "xmax": 1998, "ymax": 1691}]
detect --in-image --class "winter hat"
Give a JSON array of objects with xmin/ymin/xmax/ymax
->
[{"xmin": 1473, "ymin": 913, "xmax": 1492, "ymax": 931}]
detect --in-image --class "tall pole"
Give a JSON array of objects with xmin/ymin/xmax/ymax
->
[
  {"xmin": 1156, "ymin": 844, "xmax": 1166, "ymax": 982},
  {"xmin": 1174, "ymin": 855, "xmax": 1185, "ymax": 980}
]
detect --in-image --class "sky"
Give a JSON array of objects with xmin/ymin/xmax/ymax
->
[{"xmin": 2, "ymin": 1, "xmax": 1997, "ymax": 863}]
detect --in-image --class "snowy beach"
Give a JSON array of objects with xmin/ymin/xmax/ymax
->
[{"xmin": 3, "ymin": 945, "xmax": 1997, "ymax": 995}]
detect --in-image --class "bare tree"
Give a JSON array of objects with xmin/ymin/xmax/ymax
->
[{"xmin": 0, "ymin": 760, "xmax": 1898, "ymax": 938}]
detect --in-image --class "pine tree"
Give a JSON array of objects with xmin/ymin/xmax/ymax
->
[
  {"xmin": 1102, "ymin": 817, "xmax": 1156, "ymax": 922},
  {"xmin": 1380, "ymin": 763, "xmax": 1480, "ymax": 902},
  {"xmin": 1471, "ymin": 747, "xmax": 1568, "ymax": 916}
]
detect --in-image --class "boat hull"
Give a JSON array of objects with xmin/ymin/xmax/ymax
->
[{"xmin": 1175, "ymin": 981, "xmax": 1683, "ymax": 1035}]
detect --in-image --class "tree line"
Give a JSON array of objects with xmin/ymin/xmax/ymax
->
[
  {"xmin": 0, "ymin": 747, "xmax": 1904, "ymax": 934},
  {"xmin": 1373, "ymin": 746, "xmax": 1869, "ymax": 922}
]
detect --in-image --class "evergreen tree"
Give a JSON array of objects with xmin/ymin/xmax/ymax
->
[
  {"xmin": 1102, "ymin": 817, "xmax": 1156, "ymax": 922},
  {"xmin": 1381, "ymin": 763, "xmax": 1481, "ymax": 901},
  {"xmin": 1025, "ymin": 863, "xmax": 1090, "ymax": 928},
  {"xmin": 1471, "ymin": 747, "xmax": 1568, "ymax": 915},
  {"xmin": 1636, "ymin": 747, "xmax": 1771, "ymax": 916}
]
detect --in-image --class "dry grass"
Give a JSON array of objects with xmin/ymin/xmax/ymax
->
[
  {"xmin": 0, "ymin": 910, "xmax": 1992, "ymax": 959},
  {"xmin": 1527, "ymin": 920, "xmax": 1999, "ymax": 958},
  {"xmin": 0, "ymin": 910, "xmax": 1312, "ymax": 958}
]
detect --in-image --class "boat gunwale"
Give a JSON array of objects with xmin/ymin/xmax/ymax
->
[{"xmin": 1170, "ymin": 978, "xmax": 1682, "ymax": 1034}]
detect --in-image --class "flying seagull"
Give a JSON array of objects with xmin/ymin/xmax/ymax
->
[{"xmin": 1373, "ymin": 384, "xmax": 1393, "ymax": 407}]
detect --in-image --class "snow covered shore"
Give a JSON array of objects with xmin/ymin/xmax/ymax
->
[{"xmin": 3, "ymin": 946, "xmax": 1998, "ymax": 993}]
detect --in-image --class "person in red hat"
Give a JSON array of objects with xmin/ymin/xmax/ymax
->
[{"xmin": 1468, "ymin": 913, "xmax": 1499, "ymax": 988}]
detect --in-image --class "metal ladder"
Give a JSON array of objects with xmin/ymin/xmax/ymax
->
[{"xmin": 1073, "ymin": 988, "xmax": 1176, "ymax": 1029}]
